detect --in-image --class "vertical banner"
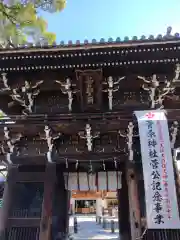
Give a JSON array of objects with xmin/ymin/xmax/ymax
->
[{"xmin": 134, "ymin": 110, "xmax": 180, "ymax": 229}]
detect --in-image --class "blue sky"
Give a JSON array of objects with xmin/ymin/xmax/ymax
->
[{"xmin": 42, "ymin": 0, "xmax": 180, "ymax": 43}]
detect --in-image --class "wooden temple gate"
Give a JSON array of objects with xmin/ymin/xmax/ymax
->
[{"xmin": 0, "ymin": 28, "xmax": 180, "ymax": 239}]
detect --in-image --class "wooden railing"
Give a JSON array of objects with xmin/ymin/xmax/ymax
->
[
  {"xmin": 7, "ymin": 227, "xmax": 39, "ymax": 240},
  {"xmin": 142, "ymin": 229, "xmax": 180, "ymax": 240}
]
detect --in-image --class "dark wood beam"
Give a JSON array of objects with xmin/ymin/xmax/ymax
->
[
  {"xmin": 1, "ymin": 161, "xmax": 125, "ymax": 175},
  {"xmin": 0, "ymin": 41, "xmax": 179, "ymax": 73},
  {"xmin": 0, "ymin": 109, "xmax": 179, "ymax": 131},
  {"xmin": 0, "ymin": 111, "xmax": 132, "ymax": 124},
  {"xmin": 7, "ymin": 152, "xmax": 124, "ymax": 165}
]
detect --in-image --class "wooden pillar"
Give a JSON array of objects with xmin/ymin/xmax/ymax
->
[
  {"xmin": 0, "ymin": 165, "xmax": 17, "ymax": 237},
  {"xmin": 127, "ymin": 168, "xmax": 141, "ymax": 240},
  {"xmin": 51, "ymin": 170, "xmax": 69, "ymax": 240},
  {"xmin": 172, "ymin": 160, "xmax": 180, "ymax": 214},
  {"xmin": 118, "ymin": 164, "xmax": 131, "ymax": 240},
  {"xmin": 137, "ymin": 177, "xmax": 146, "ymax": 229},
  {"xmin": 39, "ymin": 163, "xmax": 56, "ymax": 240}
]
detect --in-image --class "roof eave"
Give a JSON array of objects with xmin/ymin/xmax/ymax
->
[{"xmin": 0, "ymin": 39, "xmax": 180, "ymax": 55}]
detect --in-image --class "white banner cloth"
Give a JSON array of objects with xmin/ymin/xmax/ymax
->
[
  {"xmin": 66, "ymin": 173, "xmax": 78, "ymax": 191},
  {"xmin": 79, "ymin": 172, "xmax": 89, "ymax": 191},
  {"xmin": 65, "ymin": 171, "xmax": 121, "ymax": 191},
  {"xmin": 135, "ymin": 110, "xmax": 180, "ymax": 229},
  {"xmin": 89, "ymin": 173, "xmax": 96, "ymax": 191},
  {"xmin": 97, "ymin": 172, "xmax": 107, "ymax": 191}
]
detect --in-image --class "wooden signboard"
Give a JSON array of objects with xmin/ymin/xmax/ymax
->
[{"xmin": 71, "ymin": 191, "xmax": 101, "ymax": 199}]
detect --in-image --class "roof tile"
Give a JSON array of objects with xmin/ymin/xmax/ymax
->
[{"xmin": 1, "ymin": 27, "xmax": 180, "ymax": 51}]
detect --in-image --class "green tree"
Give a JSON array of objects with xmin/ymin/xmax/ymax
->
[{"xmin": 0, "ymin": 0, "xmax": 66, "ymax": 47}]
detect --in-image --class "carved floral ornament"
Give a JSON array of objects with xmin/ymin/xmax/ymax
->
[
  {"xmin": 117, "ymin": 120, "xmax": 180, "ymax": 163},
  {"xmin": 138, "ymin": 63, "xmax": 180, "ymax": 109},
  {"xmin": 0, "ymin": 121, "xmax": 179, "ymax": 169},
  {"xmin": 55, "ymin": 78, "xmax": 79, "ymax": 111},
  {"xmin": 102, "ymin": 76, "xmax": 125, "ymax": 110},
  {"xmin": 0, "ymin": 74, "xmax": 44, "ymax": 115},
  {"xmin": 0, "ymin": 124, "xmax": 118, "ymax": 171},
  {"xmin": 0, "ymin": 63, "xmax": 179, "ymax": 115},
  {"xmin": 78, "ymin": 124, "xmax": 100, "ymax": 152},
  {"xmin": 0, "ymin": 127, "xmax": 23, "ymax": 165}
]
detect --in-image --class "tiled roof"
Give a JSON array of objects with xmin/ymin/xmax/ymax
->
[{"xmin": 1, "ymin": 26, "xmax": 180, "ymax": 51}]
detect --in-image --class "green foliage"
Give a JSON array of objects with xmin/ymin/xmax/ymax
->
[{"xmin": 0, "ymin": 0, "xmax": 66, "ymax": 46}]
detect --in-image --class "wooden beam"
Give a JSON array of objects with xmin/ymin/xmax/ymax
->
[
  {"xmin": 9, "ymin": 152, "xmax": 124, "ymax": 164},
  {"xmin": 0, "ymin": 109, "xmax": 180, "ymax": 131},
  {"xmin": 0, "ymin": 111, "xmax": 132, "ymax": 125}
]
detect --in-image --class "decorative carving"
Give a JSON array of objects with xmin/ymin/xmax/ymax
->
[
  {"xmin": 0, "ymin": 73, "xmax": 23, "ymax": 110},
  {"xmin": 42, "ymin": 126, "xmax": 62, "ymax": 162},
  {"xmin": 65, "ymin": 158, "xmax": 68, "ymax": 169},
  {"xmin": 173, "ymin": 64, "xmax": 180, "ymax": 83},
  {"xmin": 122, "ymin": 91, "xmax": 146, "ymax": 107},
  {"xmin": 102, "ymin": 76, "xmax": 125, "ymax": 110},
  {"xmin": 85, "ymin": 76, "xmax": 94, "ymax": 104},
  {"xmin": 102, "ymin": 159, "xmax": 106, "ymax": 171},
  {"xmin": 114, "ymin": 157, "xmax": 117, "ymax": 169},
  {"xmin": 55, "ymin": 78, "xmax": 79, "ymax": 111},
  {"xmin": 119, "ymin": 122, "xmax": 138, "ymax": 161},
  {"xmin": 138, "ymin": 74, "xmax": 174, "ymax": 109},
  {"xmin": 88, "ymin": 160, "xmax": 93, "ymax": 173},
  {"xmin": 78, "ymin": 124, "xmax": 99, "ymax": 151},
  {"xmin": 0, "ymin": 73, "xmax": 10, "ymax": 91},
  {"xmin": 18, "ymin": 80, "xmax": 43, "ymax": 115},
  {"xmin": 170, "ymin": 121, "xmax": 180, "ymax": 196},
  {"xmin": 3, "ymin": 127, "xmax": 23, "ymax": 163},
  {"xmin": 75, "ymin": 159, "xmax": 79, "ymax": 169},
  {"xmin": 170, "ymin": 121, "xmax": 179, "ymax": 149},
  {"xmin": 0, "ymin": 74, "xmax": 43, "ymax": 115}
]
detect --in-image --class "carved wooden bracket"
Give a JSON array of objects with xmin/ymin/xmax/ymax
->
[
  {"xmin": 138, "ymin": 65, "xmax": 180, "ymax": 109},
  {"xmin": 55, "ymin": 78, "xmax": 79, "ymax": 112},
  {"xmin": 119, "ymin": 122, "xmax": 138, "ymax": 161},
  {"xmin": 2, "ymin": 127, "xmax": 23, "ymax": 164},
  {"xmin": 102, "ymin": 76, "xmax": 125, "ymax": 110},
  {"xmin": 78, "ymin": 124, "xmax": 100, "ymax": 152},
  {"xmin": 0, "ymin": 73, "xmax": 44, "ymax": 115}
]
